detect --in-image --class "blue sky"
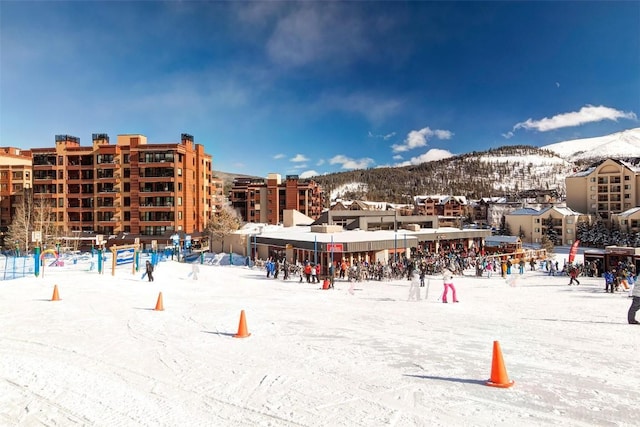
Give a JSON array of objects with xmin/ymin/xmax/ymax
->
[{"xmin": 1, "ymin": 1, "xmax": 638, "ymax": 178}]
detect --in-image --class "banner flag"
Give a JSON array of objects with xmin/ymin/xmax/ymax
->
[{"xmin": 568, "ymin": 240, "xmax": 580, "ymax": 264}]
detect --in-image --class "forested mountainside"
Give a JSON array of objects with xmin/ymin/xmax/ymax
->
[{"xmin": 313, "ymin": 145, "xmax": 574, "ymax": 203}]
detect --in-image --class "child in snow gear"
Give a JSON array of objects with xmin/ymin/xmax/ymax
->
[{"xmin": 146, "ymin": 260, "xmax": 154, "ymax": 282}]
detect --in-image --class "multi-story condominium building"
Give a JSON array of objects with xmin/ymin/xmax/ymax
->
[
  {"xmin": 0, "ymin": 147, "xmax": 33, "ymax": 243},
  {"xmin": 230, "ymin": 173, "xmax": 323, "ymax": 225},
  {"xmin": 506, "ymin": 206, "xmax": 587, "ymax": 246},
  {"xmin": 565, "ymin": 159, "xmax": 640, "ymax": 219},
  {"xmin": 28, "ymin": 133, "xmax": 215, "ymax": 238}
]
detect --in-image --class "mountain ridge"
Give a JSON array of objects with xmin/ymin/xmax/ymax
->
[
  {"xmin": 217, "ymin": 127, "xmax": 640, "ymax": 203},
  {"xmin": 314, "ymin": 127, "xmax": 640, "ymax": 202}
]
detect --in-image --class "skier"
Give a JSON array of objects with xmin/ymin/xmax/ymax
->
[
  {"xmin": 407, "ymin": 269, "xmax": 421, "ymax": 301},
  {"xmin": 441, "ymin": 268, "xmax": 458, "ymax": 303}
]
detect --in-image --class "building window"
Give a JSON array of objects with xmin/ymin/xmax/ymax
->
[
  {"xmin": 177, "ymin": 168, "xmax": 182, "ymax": 176},
  {"xmin": 97, "ymin": 154, "xmax": 114, "ymax": 164},
  {"xmin": 178, "ymin": 211, "xmax": 182, "ymax": 220},
  {"xmin": 178, "ymin": 197, "xmax": 182, "ymax": 206}
]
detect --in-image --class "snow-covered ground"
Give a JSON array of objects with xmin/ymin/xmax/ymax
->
[{"xmin": 0, "ymin": 248, "xmax": 637, "ymax": 426}]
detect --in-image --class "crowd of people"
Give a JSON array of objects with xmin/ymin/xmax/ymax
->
[{"xmin": 258, "ymin": 249, "xmax": 639, "ymax": 323}]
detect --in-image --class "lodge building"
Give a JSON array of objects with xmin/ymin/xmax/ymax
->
[{"xmin": 11, "ymin": 133, "xmax": 221, "ymax": 239}]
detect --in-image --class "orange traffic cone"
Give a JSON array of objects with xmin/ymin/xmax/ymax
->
[
  {"xmin": 51, "ymin": 285, "xmax": 60, "ymax": 301},
  {"xmin": 154, "ymin": 292, "xmax": 164, "ymax": 311},
  {"xmin": 233, "ymin": 310, "xmax": 251, "ymax": 338},
  {"xmin": 486, "ymin": 341, "xmax": 514, "ymax": 388}
]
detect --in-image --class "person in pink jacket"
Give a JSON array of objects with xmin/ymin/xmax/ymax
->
[{"xmin": 442, "ymin": 268, "xmax": 459, "ymax": 303}]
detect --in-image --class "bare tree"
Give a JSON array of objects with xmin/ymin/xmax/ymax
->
[
  {"xmin": 6, "ymin": 191, "xmax": 34, "ymax": 254},
  {"xmin": 32, "ymin": 197, "xmax": 58, "ymax": 249},
  {"xmin": 206, "ymin": 204, "xmax": 243, "ymax": 253},
  {"xmin": 5, "ymin": 191, "xmax": 57, "ymax": 254}
]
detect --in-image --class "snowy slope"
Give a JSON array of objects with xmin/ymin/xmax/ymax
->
[{"xmin": 542, "ymin": 127, "xmax": 640, "ymax": 162}]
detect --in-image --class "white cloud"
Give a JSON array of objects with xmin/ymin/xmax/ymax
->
[
  {"xmin": 394, "ymin": 148, "xmax": 454, "ymax": 166},
  {"xmin": 368, "ymin": 131, "xmax": 396, "ymax": 140},
  {"xmin": 273, "ymin": 153, "xmax": 285, "ymax": 159},
  {"xmin": 502, "ymin": 131, "xmax": 514, "ymax": 139},
  {"xmin": 299, "ymin": 170, "xmax": 318, "ymax": 179},
  {"xmin": 290, "ymin": 154, "xmax": 309, "ymax": 162},
  {"xmin": 392, "ymin": 154, "xmax": 403, "ymax": 160},
  {"xmin": 329, "ymin": 154, "xmax": 375, "ymax": 170},
  {"xmin": 316, "ymin": 159, "xmax": 325, "ymax": 166},
  {"xmin": 391, "ymin": 127, "xmax": 453, "ymax": 153},
  {"xmin": 291, "ymin": 164, "xmax": 308, "ymax": 170},
  {"xmin": 513, "ymin": 105, "xmax": 637, "ymax": 132}
]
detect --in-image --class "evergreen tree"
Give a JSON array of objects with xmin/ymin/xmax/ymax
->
[{"xmin": 540, "ymin": 235, "xmax": 554, "ymax": 256}]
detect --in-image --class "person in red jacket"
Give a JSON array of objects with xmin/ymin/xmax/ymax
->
[
  {"xmin": 304, "ymin": 262, "xmax": 312, "ymax": 283},
  {"xmin": 568, "ymin": 267, "xmax": 580, "ymax": 285}
]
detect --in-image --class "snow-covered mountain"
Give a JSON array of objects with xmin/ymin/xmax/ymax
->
[
  {"xmin": 542, "ymin": 127, "xmax": 640, "ymax": 162},
  {"xmin": 323, "ymin": 127, "xmax": 640, "ymax": 202}
]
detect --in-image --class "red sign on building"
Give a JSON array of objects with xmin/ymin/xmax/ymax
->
[{"xmin": 326, "ymin": 243, "xmax": 343, "ymax": 252}]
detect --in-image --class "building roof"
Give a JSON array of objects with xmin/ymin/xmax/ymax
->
[
  {"xmin": 538, "ymin": 206, "xmax": 583, "ymax": 216},
  {"xmin": 484, "ymin": 235, "xmax": 521, "ymax": 245},
  {"xmin": 617, "ymin": 206, "xmax": 640, "ymax": 217},
  {"xmin": 414, "ymin": 195, "xmax": 467, "ymax": 205},
  {"xmin": 508, "ymin": 208, "xmax": 540, "ymax": 215},
  {"xmin": 238, "ymin": 223, "xmax": 490, "ymax": 247}
]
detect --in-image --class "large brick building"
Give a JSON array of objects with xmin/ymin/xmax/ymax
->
[
  {"xmin": 20, "ymin": 133, "xmax": 219, "ymax": 238},
  {"xmin": 0, "ymin": 147, "xmax": 33, "ymax": 234},
  {"xmin": 230, "ymin": 173, "xmax": 323, "ymax": 224}
]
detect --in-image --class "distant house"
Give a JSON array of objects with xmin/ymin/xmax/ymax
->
[{"xmin": 414, "ymin": 195, "xmax": 467, "ymax": 217}]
